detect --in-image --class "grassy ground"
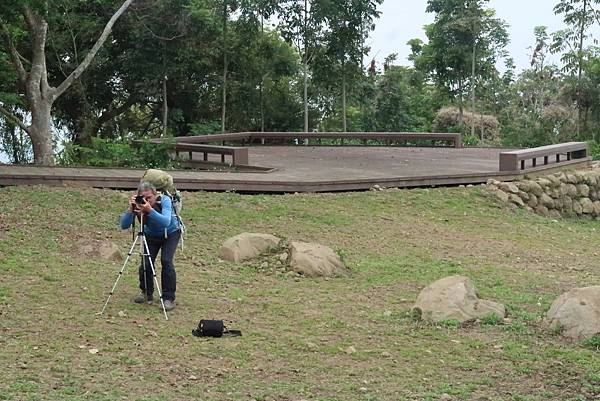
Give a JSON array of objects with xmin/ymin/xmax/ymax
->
[{"xmin": 0, "ymin": 185, "xmax": 599, "ymax": 401}]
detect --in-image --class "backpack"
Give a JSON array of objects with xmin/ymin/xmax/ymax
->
[
  {"xmin": 140, "ymin": 169, "xmax": 186, "ymax": 247},
  {"xmin": 141, "ymin": 169, "xmax": 182, "ymax": 214}
]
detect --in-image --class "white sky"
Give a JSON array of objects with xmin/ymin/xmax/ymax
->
[{"xmin": 367, "ymin": 0, "xmax": 593, "ymax": 72}]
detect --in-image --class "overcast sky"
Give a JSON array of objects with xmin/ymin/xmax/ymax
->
[{"xmin": 367, "ymin": 0, "xmax": 592, "ymax": 72}]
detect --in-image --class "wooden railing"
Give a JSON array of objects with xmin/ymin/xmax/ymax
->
[
  {"xmin": 154, "ymin": 132, "xmax": 462, "ymax": 148},
  {"xmin": 172, "ymin": 143, "xmax": 249, "ymax": 165},
  {"xmin": 499, "ymin": 142, "xmax": 589, "ymax": 172}
]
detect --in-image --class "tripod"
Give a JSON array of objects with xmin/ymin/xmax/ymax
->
[{"xmin": 100, "ymin": 212, "xmax": 169, "ymax": 320}]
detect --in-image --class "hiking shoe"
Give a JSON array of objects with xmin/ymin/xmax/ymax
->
[
  {"xmin": 133, "ymin": 292, "xmax": 153, "ymax": 304},
  {"xmin": 162, "ymin": 299, "xmax": 175, "ymax": 311}
]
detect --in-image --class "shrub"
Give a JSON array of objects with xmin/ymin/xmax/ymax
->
[
  {"xmin": 433, "ymin": 106, "xmax": 500, "ymax": 143},
  {"xmin": 57, "ymin": 138, "xmax": 176, "ymax": 169}
]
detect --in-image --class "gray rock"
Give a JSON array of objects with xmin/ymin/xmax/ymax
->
[
  {"xmin": 577, "ymin": 184, "xmax": 590, "ymax": 197},
  {"xmin": 509, "ymin": 194, "xmax": 525, "ymax": 207},
  {"xmin": 565, "ymin": 173, "xmax": 578, "ymax": 184},
  {"xmin": 490, "ymin": 189, "xmax": 509, "ymax": 203},
  {"xmin": 527, "ymin": 194, "xmax": 538, "ymax": 208},
  {"xmin": 557, "ymin": 172, "xmax": 568, "ymax": 183},
  {"xmin": 517, "ymin": 190, "xmax": 530, "ymax": 202},
  {"xmin": 548, "ymin": 209, "xmax": 562, "ymax": 219},
  {"xmin": 498, "ymin": 182, "xmax": 519, "ymax": 194},
  {"xmin": 593, "ymin": 201, "xmax": 600, "ymax": 215},
  {"xmin": 536, "ymin": 178, "xmax": 553, "ymax": 188},
  {"xmin": 573, "ymin": 201, "xmax": 583, "ymax": 215},
  {"xmin": 412, "ymin": 276, "xmax": 506, "ymax": 324},
  {"xmin": 218, "ymin": 233, "xmax": 281, "ymax": 263},
  {"xmin": 547, "ymin": 175, "xmax": 561, "ymax": 187},
  {"xmin": 581, "ymin": 198, "xmax": 594, "ymax": 214},
  {"xmin": 546, "ymin": 286, "xmax": 600, "ymax": 340},
  {"xmin": 289, "ymin": 241, "xmax": 349, "ymax": 277},
  {"xmin": 553, "ymin": 198, "xmax": 564, "ymax": 210},
  {"xmin": 539, "ymin": 193, "xmax": 555, "ymax": 208},
  {"xmin": 565, "ymin": 184, "xmax": 578, "ymax": 197},
  {"xmin": 535, "ymin": 205, "xmax": 550, "ymax": 217},
  {"xmin": 584, "ymin": 172, "xmax": 598, "ymax": 186}
]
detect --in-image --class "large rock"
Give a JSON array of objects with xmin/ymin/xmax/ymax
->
[
  {"xmin": 546, "ymin": 286, "xmax": 600, "ymax": 340},
  {"xmin": 218, "ymin": 233, "xmax": 281, "ymax": 262},
  {"xmin": 498, "ymin": 182, "xmax": 519, "ymax": 194},
  {"xmin": 490, "ymin": 189, "xmax": 509, "ymax": 203},
  {"xmin": 80, "ymin": 240, "xmax": 123, "ymax": 262},
  {"xmin": 412, "ymin": 276, "xmax": 506, "ymax": 323},
  {"xmin": 289, "ymin": 241, "xmax": 348, "ymax": 277}
]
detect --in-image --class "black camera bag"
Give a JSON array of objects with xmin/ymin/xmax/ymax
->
[{"xmin": 192, "ymin": 319, "xmax": 242, "ymax": 338}]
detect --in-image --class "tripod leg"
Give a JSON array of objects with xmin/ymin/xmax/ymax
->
[
  {"xmin": 100, "ymin": 235, "xmax": 140, "ymax": 315},
  {"xmin": 142, "ymin": 236, "xmax": 169, "ymax": 321}
]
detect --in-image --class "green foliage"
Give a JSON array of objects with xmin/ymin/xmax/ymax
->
[
  {"xmin": 587, "ymin": 140, "xmax": 600, "ymax": 160},
  {"xmin": 481, "ymin": 313, "xmax": 502, "ymax": 326},
  {"xmin": 189, "ymin": 121, "xmax": 222, "ymax": 135},
  {"xmin": 581, "ymin": 335, "xmax": 600, "ymax": 349},
  {"xmin": 57, "ymin": 138, "xmax": 176, "ymax": 169}
]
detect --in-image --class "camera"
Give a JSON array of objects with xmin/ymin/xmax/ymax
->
[{"xmin": 135, "ymin": 195, "xmax": 146, "ymax": 204}]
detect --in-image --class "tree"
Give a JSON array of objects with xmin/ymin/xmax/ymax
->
[
  {"xmin": 317, "ymin": 0, "xmax": 381, "ymax": 132},
  {"xmin": 413, "ymin": 0, "xmax": 508, "ymax": 135},
  {"xmin": 279, "ymin": 0, "xmax": 328, "ymax": 132},
  {"xmin": 0, "ymin": 0, "xmax": 136, "ymax": 165},
  {"xmin": 551, "ymin": 0, "xmax": 600, "ymax": 136}
]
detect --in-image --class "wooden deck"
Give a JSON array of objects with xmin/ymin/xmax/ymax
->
[{"xmin": 0, "ymin": 146, "xmax": 592, "ymax": 193}]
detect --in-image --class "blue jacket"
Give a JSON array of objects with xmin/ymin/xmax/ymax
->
[{"xmin": 120, "ymin": 195, "xmax": 180, "ymax": 238}]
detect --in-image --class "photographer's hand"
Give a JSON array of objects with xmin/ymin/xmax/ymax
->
[
  {"xmin": 129, "ymin": 195, "xmax": 137, "ymax": 212},
  {"xmin": 139, "ymin": 199, "xmax": 153, "ymax": 215}
]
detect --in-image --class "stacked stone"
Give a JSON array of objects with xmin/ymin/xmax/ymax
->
[{"xmin": 487, "ymin": 169, "xmax": 600, "ymax": 218}]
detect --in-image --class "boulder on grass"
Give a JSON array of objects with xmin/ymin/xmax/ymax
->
[
  {"xmin": 218, "ymin": 233, "xmax": 281, "ymax": 263},
  {"xmin": 289, "ymin": 241, "xmax": 349, "ymax": 277},
  {"xmin": 545, "ymin": 286, "xmax": 600, "ymax": 340},
  {"xmin": 413, "ymin": 276, "xmax": 506, "ymax": 323}
]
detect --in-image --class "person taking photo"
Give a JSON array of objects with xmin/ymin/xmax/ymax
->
[{"xmin": 120, "ymin": 181, "xmax": 180, "ymax": 311}]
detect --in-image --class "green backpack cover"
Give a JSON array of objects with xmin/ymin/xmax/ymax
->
[{"xmin": 141, "ymin": 169, "xmax": 182, "ymax": 214}]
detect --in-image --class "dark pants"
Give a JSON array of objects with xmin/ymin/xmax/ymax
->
[{"xmin": 139, "ymin": 230, "xmax": 180, "ymax": 301}]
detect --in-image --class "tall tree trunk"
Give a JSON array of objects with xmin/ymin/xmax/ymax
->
[
  {"xmin": 471, "ymin": 41, "xmax": 477, "ymax": 139},
  {"xmin": 9, "ymin": 125, "xmax": 20, "ymax": 164},
  {"xmin": 30, "ymin": 101, "xmax": 54, "ymax": 165},
  {"xmin": 162, "ymin": 75, "xmax": 168, "ymax": 137},
  {"xmin": 260, "ymin": 15, "xmax": 265, "ymax": 133},
  {"xmin": 342, "ymin": 61, "xmax": 347, "ymax": 132},
  {"xmin": 576, "ymin": 0, "xmax": 588, "ymax": 137},
  {"xmin": 457, "ymin": 80, "xmax": 464, "ymax": 127},
  {"xmin": 303, "ymin": 0, "xmax": 309, "ymax": 132},
  {"xmin": 162, "ymin": 42, "xmax": 168, "ymax": 138},
  {"xmin": 221, "ymin": 1, "xmax": 228, "ymax": 134}
]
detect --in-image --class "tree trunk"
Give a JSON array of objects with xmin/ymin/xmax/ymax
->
[
  {"xmin": 471, "ymin": 41, "xmax": 477, "ymax": 139},
  {"xmin": 457, "ymin": 80, "xmax": 464, "ymax": 127},
  {"xmin": 576, "ymin": 0, "xmax": 588, "ymax": 137},
  {"xmin": 221, "ymin": 2, "xmax": 228, "ymax": 134},
  {"xmin": 342, "ymin": 61, "xmax": 347, "ymax": 132},
  {"xmin": 9, "ymin": 125, "xmax": 20, "ymax": 164},
  {"xmin": 162, "ymin": 75, "xmax": 168, "ymax": 138},
  {"xmin": 29, "ymin": 101, "xmax": 54, "ymax": 165},
  {"xmin": 303, "ymin": 0, "xmax": 309, "ymax": 132},
  {"xmin": 260, "ymin": 16, "xmax": 265, "ymax": 133}
]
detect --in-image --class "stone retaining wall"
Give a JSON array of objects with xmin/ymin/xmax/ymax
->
[{"xmin": 487, "ymin": 169, "xmax": 600, "ymax": 218}]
